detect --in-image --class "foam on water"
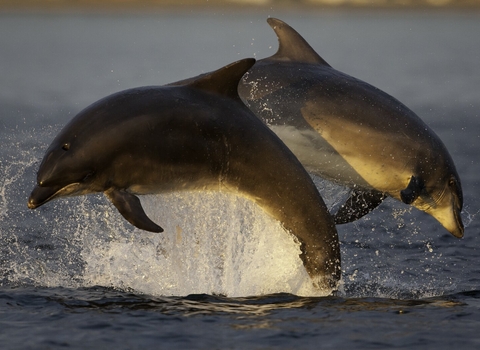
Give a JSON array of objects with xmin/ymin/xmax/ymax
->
[{"xmin": 81, "ymin": 192, "xmax": 323, "ymax": 297}]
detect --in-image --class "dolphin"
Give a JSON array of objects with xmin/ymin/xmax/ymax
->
[
  {"xmin": 238, "ymin": 18, "xmax": 464, "ymax": 238},
  {"xmin": 27, "ymin": 58, "xmax": 341, "ymax": 291}
]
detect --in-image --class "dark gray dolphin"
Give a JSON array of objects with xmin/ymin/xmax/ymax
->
[
  {"xmin": 238, "ymin": 18, "xmax": 463, "ymax": 239},
  {"xmin": 27, "ymin": 58, "xmax": 340, "ymax": 291}
]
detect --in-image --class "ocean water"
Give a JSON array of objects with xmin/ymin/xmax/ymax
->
[{"xmin": 1, "ymin": 9, "xmax": 480, "ymax": 349}]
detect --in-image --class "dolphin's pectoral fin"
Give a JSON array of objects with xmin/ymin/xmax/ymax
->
[
  {"xmin": 105, "ymin": 189, "xmax": 164, "ymax": 233},
  {"xmin": 334, "ymin": 189, "xmax": 386, "ymax": 224},
  {"xmin": 400, "ymin": 176, "xmax": 424, "ymax": 205}
]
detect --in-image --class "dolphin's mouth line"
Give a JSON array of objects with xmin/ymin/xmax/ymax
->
[
  {"xmin": 28, "ymin": 182, "xmax": 82, "ymax": 209},
  {"xmin": 29, "ymin": 170, "xmax": 96, "ymax": 209}
]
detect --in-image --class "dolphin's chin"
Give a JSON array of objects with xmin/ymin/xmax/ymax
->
[{"xmin": 28, "ymin": 183, "xmax": 82, "ymax": 209}]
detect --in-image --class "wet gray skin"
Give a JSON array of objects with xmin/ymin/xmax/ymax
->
[
  {"xmin": 28, "ymin": 59, "xmax": 340, "ymax": 292},
  {"xmin": 238, "ymin": 18, "xmax": 463, "ymax": 239}
]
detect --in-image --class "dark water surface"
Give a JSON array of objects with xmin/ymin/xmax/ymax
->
[
  {"xmin": 1, "ymin": 9, "xmax": 480, "ymax": 349},
  {"xmin": 1, "ymin": 286, "xmax": 480, "ymax": 349}
]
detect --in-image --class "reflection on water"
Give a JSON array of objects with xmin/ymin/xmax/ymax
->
[{"xmin": 3, "ymin": 285, "xmax": 473, "ymax": 317}]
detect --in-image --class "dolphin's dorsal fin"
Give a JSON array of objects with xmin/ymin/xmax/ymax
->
[
  {"xmin": 168, "ymin": 58, "xmax": 256, "ymax": 100},
  {"xmin": 267, "ymin": 18, "xmax": 331, "ymax": 66}
]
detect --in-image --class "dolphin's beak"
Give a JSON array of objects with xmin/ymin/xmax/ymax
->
[
  {"xmin": 28, "ymin": 183, "xmax": 81, "ymax": 209},
  {"xmin": 28, "ymin": 185, "xmax": 61, "ymax": 209},
  {"xmin": 427, "ymin": 201, "xmax": 464, "ymax": 239}
]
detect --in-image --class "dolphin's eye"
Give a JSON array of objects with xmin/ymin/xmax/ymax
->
[
  {"xmin": 62, "ymin": 143, "xmax": 70, "ymax": 151},
  {"xmin": 449, "ymin": 177, "xmax": 457, "ymax": 188}
]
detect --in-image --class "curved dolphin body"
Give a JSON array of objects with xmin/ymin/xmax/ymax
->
[
  {"xmin": 238, "ymin": 18, "xmax": 463, "ymax": 238},
  {"xmin": 28, "ymin": 58, "xmax": 340, "ymax": 291}
]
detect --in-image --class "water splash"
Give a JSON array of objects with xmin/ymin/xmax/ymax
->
[
  {"xmin": 80, "ymin": 193, "xmax": 325, "ymax": 297},
  {"xmin": 462, "ymin": 204, "xmax": 480, "ymax": 229}
]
